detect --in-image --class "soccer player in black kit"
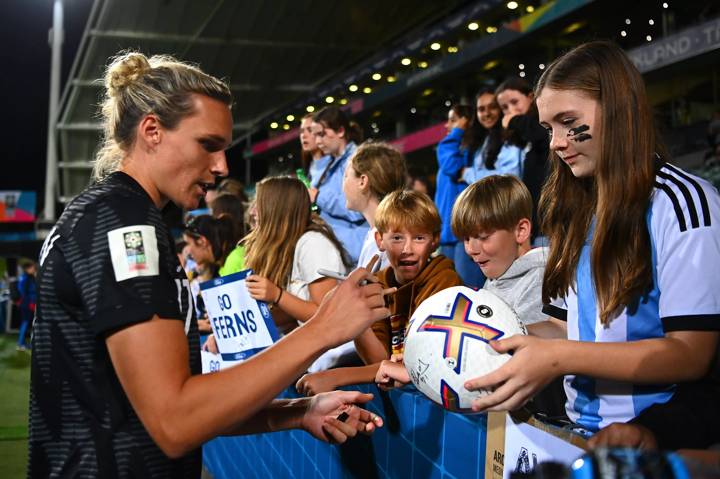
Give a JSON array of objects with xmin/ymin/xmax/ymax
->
[{"xmin": 29, "ymin": 52, "xmax": 388, "ymax": 478}]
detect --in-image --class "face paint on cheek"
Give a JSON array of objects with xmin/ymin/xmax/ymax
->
[{"xmin": 568, "ymin": 124, "xmax": 592, "ymax": 142}]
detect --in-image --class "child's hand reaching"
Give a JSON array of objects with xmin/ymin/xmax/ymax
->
[{"xmin": 375, "ymin": 354, "xmax": 410, "ymax": 391}]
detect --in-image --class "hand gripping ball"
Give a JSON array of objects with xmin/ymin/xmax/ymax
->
[{"xmin": 403, "ymin": 286, "xmax": 527, "ymax": 413}]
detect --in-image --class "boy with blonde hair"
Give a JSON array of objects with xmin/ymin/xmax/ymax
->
[
  {"xmin": 296, "ymin": 190, "xmax": 462, "ymax": 395},
  {"xmin": 452, "ymin": 174, "xmax": 547, "ymax": 326}
]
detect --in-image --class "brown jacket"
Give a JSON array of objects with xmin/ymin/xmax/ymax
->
[{"xmin": 371, "ymin": 255, "xmax": 462, "ymax": 355}]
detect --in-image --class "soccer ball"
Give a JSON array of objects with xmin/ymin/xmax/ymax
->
[{"xmin": 403, "ymin": 286, "xmax": 527, "ymax": 413}]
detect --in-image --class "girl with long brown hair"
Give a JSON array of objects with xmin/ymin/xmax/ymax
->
[
  {"xmin": 464, "ymin": 41, "xmax": 720, "ymax": 434},
  {"xmin": 244, "ymin": 176, "xmax": 352, "ymax": 334}
]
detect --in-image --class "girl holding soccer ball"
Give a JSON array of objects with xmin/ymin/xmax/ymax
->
[{"xmin": 463, "ymin": 40, "xmax": 720, "ymax": 435}]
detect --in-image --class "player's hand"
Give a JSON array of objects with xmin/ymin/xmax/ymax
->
[
  {"xmin": 375, "ymin": 360, "xmax": 410, "ymax": 391},
  {"xmin": 245, "ymin": 274, "xmax": 280, "ymax": 303},
  {"xmin": 308, "ymin": 187, "xmax": 319, "ymax": 203},
  {"xmin": 464, "ymin": 335, "xmax": 560, "ymax": 412},
  {"xmin": 296, "ymin": 370, "xmax": 340, "ymax": 397},
  {"xmin": 300, "ymin": 391, "xmax": 383, "ymax": 444},
  {"xmin": 307, "ymin": 267, "xmax": 392, "ymax": 348},
  {"xmin": 588, "ymin": 423, "xmax": 658, "ymax": 450}
]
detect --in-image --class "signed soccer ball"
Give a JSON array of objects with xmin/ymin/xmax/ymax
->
[{"xmin": 403, "ymin": 286, "xmax": 527, "ymax": 413}]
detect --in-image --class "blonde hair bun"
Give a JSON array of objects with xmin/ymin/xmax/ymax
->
[{"xmin": 105, "ymin": 52, "xmax": 151, "ymax": 97}]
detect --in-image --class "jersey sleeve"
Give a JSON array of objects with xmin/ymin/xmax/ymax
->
[
  {"xmin": 69, "ymin": 196, "xmax": 185, "ymax": 336},
  {"xmin": 651, "ymin": 172, "xmax": 720, "ymax": 332}
]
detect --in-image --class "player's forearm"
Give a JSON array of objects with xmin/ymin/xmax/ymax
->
[
  {"xmin": 161, "ymin": 323, "xmax": 328, "ymax": 455},
  {"xmin": 220, "ymin": 398, "xmax": 309, "ymax": 436},
  {"xmin": 555, "ymin": 333, "xmax": 718, "ymax": 383}
]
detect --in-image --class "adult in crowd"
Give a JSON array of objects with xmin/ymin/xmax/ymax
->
[
  {"xmin": 15, "ymin": 260, "xmax": 37, "ymax": 351},
  {"xmin": 310, "ymin": 106, "xmax": 369, "ymax": 264},
  {"xmin": 465, "ymin": 41, "xmax": 720, "ymax": 440},
  {"xmin": 244, "ymin": 176, "xmax": 352, "ymax": 335},
  {"xmin": 300, "ymin": 113, "xmax": 330, "ymax": 188},
  {"xmin": 496, "ymin": 77, "xmax": 550, "ymax": 242},
  {"xmin": 436, "ymin": 103, "xmax": 486, "ymax": 288},
  {"xmin": 29, "ymin": 51, "xmax": 387, "ymax": 478}
]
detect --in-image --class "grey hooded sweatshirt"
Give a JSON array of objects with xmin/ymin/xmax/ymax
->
[{"xmin": 483, "ymin": 246, "xmax": 548, "ymax": 326}]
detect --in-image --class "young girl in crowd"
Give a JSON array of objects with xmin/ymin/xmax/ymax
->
[
  {"xmin": 435, "ymin": 104, "xmax": 485, "ymax": 288},
  {"xmin": 244, "ymin": 176, "xmax": 352, "ymax": 334},
  {"xmin": 300, "ymin": 113, "xmax": 330, "ymax": 188},
  {"xmin": 343, "ymin": 141, "xmax": 408, "ymax": 269},
  {"xmin": 337, "ymin": 141, "xmax": 408, "ymax": 368},
  {"xmin": 310, "ymin": 106, "xmax": 368, "ymax": 263},
  {"xmin": 496, "ymin": 77, "xmax": 550, "ymax": 241},
  {"xmin": 465, "ymin": 41, "xmax": 720, "ymax": 435}
]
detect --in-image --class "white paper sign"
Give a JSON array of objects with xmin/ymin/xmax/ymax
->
[
  {"xmin": 503, "ymin": 415, "xmax": 585, "ymax": 478},
  {"xmin": 200, "ymin": 270, "xmax": 279, "ymax": 361}
]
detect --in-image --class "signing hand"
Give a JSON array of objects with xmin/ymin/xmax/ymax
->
[
  {"xmin": 245, "ymin": 274, "xmax": 280, "ymax": 303},
  {"xmin": 307, "ymin": 268, "xmax": 392, "ymax": 348},
  {"xmin": 301, "ymin": 391, "xmax": 383, "ymax": 444},
  {"xmin": 464, "ymin": 335, "xmax": 561, "ymax": 413},
  {"xmin": 588, "ymin": 423, "xmax": 658, "ymax": 450}
]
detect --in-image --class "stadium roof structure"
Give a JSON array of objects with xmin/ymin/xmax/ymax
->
[{"xmin": 54, "ymin": 0, "xmax": 475, "ymax": 206}]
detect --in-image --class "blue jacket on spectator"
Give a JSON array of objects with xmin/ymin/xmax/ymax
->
[
  {"xmin": 309, "ymin": 154, "xmax": 331, "ymax": 188},
  {"xmin": 435, "ymin": 128, "xmax": 470, "ymax": 246},
  {"xmin": 461, "ymin": 137, "xmax": 523, "ymax": 184},
  {"xmin": 315, "ymin": 141, "xmax": 368, "ymax": 264}
]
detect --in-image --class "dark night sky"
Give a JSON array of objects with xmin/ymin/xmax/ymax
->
[{"xmin": 0, "ymin": 0, "xmax": 93, "ymax": 208}]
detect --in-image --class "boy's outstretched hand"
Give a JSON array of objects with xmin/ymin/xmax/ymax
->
[
  {"xmin": 375, "ymin": 354, "xmax": 410, "ymax": 391},
  {"xmin": 301, "ymin": 391, "xmax": 383, "ymax": 444}
]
